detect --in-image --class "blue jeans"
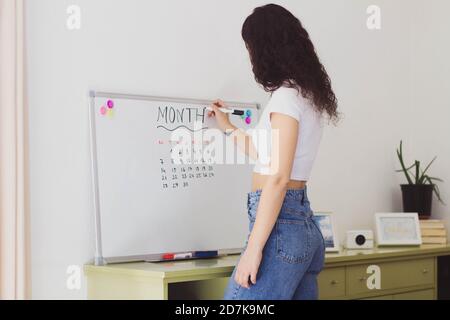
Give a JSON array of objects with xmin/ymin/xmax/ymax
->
[{"xmin": 224, "ymin": 187, "xmax": 325, "ymax": 300}]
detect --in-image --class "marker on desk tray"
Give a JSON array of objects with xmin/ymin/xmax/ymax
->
[
  {"xmin": 174, "ymin": 252, "xmax": 193, "ymax": 259},
  {"xmin": 194, "ymin": 250, "xmax": 219, "ymax": 258},
  {"xmin": 162, "ymin": 253, "xmax": 175, "ymax": 260},
  {"xmin": 162, "ymin": 252, "xmax": 193, "ymax": 261}
]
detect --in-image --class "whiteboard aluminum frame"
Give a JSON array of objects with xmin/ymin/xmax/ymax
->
[{"xmin": 88, "ymin": 90, "xmax": 260, "ymax": 265}]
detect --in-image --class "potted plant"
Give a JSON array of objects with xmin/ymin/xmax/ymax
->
[{"xmin": 396, "ymin": 141, "xmax": 445, "ymax": 219}]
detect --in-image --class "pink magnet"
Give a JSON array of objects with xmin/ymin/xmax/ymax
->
[
  {"xmin": 107, "ymin": 100, "xmax": 114, "ymax": 109},
  {"xmin": 245, "ymin": 117, "xmax": 252, "ymax": 125},
  {"xmin": 100, "ymin": 106, "xmax": 107, "ymax": 115}
]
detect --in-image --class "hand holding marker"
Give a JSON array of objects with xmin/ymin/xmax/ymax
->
[
  {"xmin": 206, "ymin": 106, "xmax": 244, "ymax": 116},
  {"xmin": 206, "ymin": 102, "xmax": 253, "ymax": 125}
]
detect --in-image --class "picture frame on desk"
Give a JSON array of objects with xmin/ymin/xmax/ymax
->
[
  {"xmin": 312, "ymin": 212, "xmax": 340, "ymax": 253},
  {"xmin": 375, "ymin": 212, "xmax": 422, "ymax": 246}
]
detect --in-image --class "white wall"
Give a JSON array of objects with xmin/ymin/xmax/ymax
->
[
  {"xmin": 26, "ymin": 0, "xmax": 450, "ymax": 299},
  {"xmin": 409, "ymin": 1, "xmax": 450, "ymax": 233}
]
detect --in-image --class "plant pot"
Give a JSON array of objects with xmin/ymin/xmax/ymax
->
[{"xmin": 400, "ymin": 184, "xmax": 434, "ymax": 219}]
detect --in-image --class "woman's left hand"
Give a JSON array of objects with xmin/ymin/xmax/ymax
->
[{"xmin": 234, "ymin": 247, "xmax": 262, "ymax": 289}]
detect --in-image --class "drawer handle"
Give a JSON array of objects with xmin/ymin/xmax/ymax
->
[
  {"xmin": 358, "ymin": 277, "xmax": 367, "ymax": 282},
  {"xmin": 422, "ymin": 269, "xmax": 429, "ymax": 274},
  {"xmin": 330, "ymin": 280, "xmax": 339, "ymax": 285}
]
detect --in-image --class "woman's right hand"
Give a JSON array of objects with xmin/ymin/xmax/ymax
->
[{"xmin": 207, "ymin": 99, "xmax": 236, "ymax": 133}]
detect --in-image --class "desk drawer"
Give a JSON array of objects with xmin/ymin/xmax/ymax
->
[
  {"xmin": 318, "ymin": 267, "xmax": 346, "ymax": 299},
  {"xmin": 347, "ymin": 258, "xmax": 434, "ymax": 296},
  {"xmin": 392, "ymin": 289, "xmax": 435, "ymax": 300}
]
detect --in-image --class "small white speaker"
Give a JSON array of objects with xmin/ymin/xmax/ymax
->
[{"xmin": 345, "ymin": 230, "xmax": 374, "ymax": 249}]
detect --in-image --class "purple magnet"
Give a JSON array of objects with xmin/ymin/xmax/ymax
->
[
  {"xmin": 100, "ymin": 106, "xmax": 107, "ymax": 115},
  {"xmin": 107, "ymin": 100, "xmax": 114, "ymax": 109},
  {"xmin": 245, "ymin": 117, "xmax": 252, "ymax": 125}
]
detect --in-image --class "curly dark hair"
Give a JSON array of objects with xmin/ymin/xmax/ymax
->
[{"xmin": 242, "ymin": 4, "xmax": 339, "ymax": 122}]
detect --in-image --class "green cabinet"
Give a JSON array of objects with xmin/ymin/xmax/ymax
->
[
  {"xmin": 345, "ymin": 258, "xmax": 434, "ymax": 298},
  {"xmin": 317, "ymin": 267, "xmax": 346, "ymax": 299},
  {"xmin": 319, "ymin": 257, "xmax": 436, "ymax": 300},
  {"xmin": 85, "ymin": 244, "xmax": 450, "ymax": 300},
  {"xmin": 361, "ymin": 289, "xmax": 435, "ymax": 300},
  {"xmin": 392, "ymin": 289, "xmax": 435, "ymax": 300}
]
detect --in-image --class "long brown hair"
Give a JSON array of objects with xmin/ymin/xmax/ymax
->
[{"xmin": 242, "ymin": 4, "xmax": 339, "ymax": 122}]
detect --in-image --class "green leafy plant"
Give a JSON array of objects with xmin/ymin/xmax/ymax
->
[{"xmin": 396, "ymin": 140, "xmax": 445, "ymax": 204}]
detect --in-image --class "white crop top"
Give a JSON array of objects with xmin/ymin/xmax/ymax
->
[{"xmin": 249, "ymin": 86, "xmax": 324, "ymax": 181}]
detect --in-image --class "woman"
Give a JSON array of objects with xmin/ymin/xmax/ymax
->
[{"xmin": 208, "ymin": 4, "xmax": 339, "ymax": 300}]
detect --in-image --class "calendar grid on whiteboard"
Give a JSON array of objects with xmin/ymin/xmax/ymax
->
[{"xmin": 88, "ymin": 91, "xmax": 260, "ymax": 265}]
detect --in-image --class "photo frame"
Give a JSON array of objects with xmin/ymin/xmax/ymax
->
[
  {"xmin": 374, "ymin": 213, "xmax": 422, "ymax": 246},
  {"xmin": 312, "ymin": 212, "xmax": 340, "ymax": 253}
]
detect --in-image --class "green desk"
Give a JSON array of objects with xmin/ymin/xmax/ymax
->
[{"xmin": 84, "ymin": 244, "xmax": 450, "ymax": 300}]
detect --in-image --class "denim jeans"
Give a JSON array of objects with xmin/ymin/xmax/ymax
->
[{"xmin": 223, "ymin": 187, "xmax": 325, "ymax": 300}]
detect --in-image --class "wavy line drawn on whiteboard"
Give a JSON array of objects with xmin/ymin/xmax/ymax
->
[{"xmin": 157, "ymin": 125, "xmax": 209, "ymax": 132}]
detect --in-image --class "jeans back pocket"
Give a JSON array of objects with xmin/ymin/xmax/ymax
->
[{"xmin": 276, "ymin": 219, "xmax": 311, "ymax": 264}]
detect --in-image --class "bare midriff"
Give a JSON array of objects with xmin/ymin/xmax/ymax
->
[{"xmin": 251, "ymin": 172, "xmax": 307, "ymax": 192}]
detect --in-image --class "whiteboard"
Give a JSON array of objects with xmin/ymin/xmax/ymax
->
[{"xmin": 88, "ymin": 91, "xmax": 260, "ymax": 265}]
